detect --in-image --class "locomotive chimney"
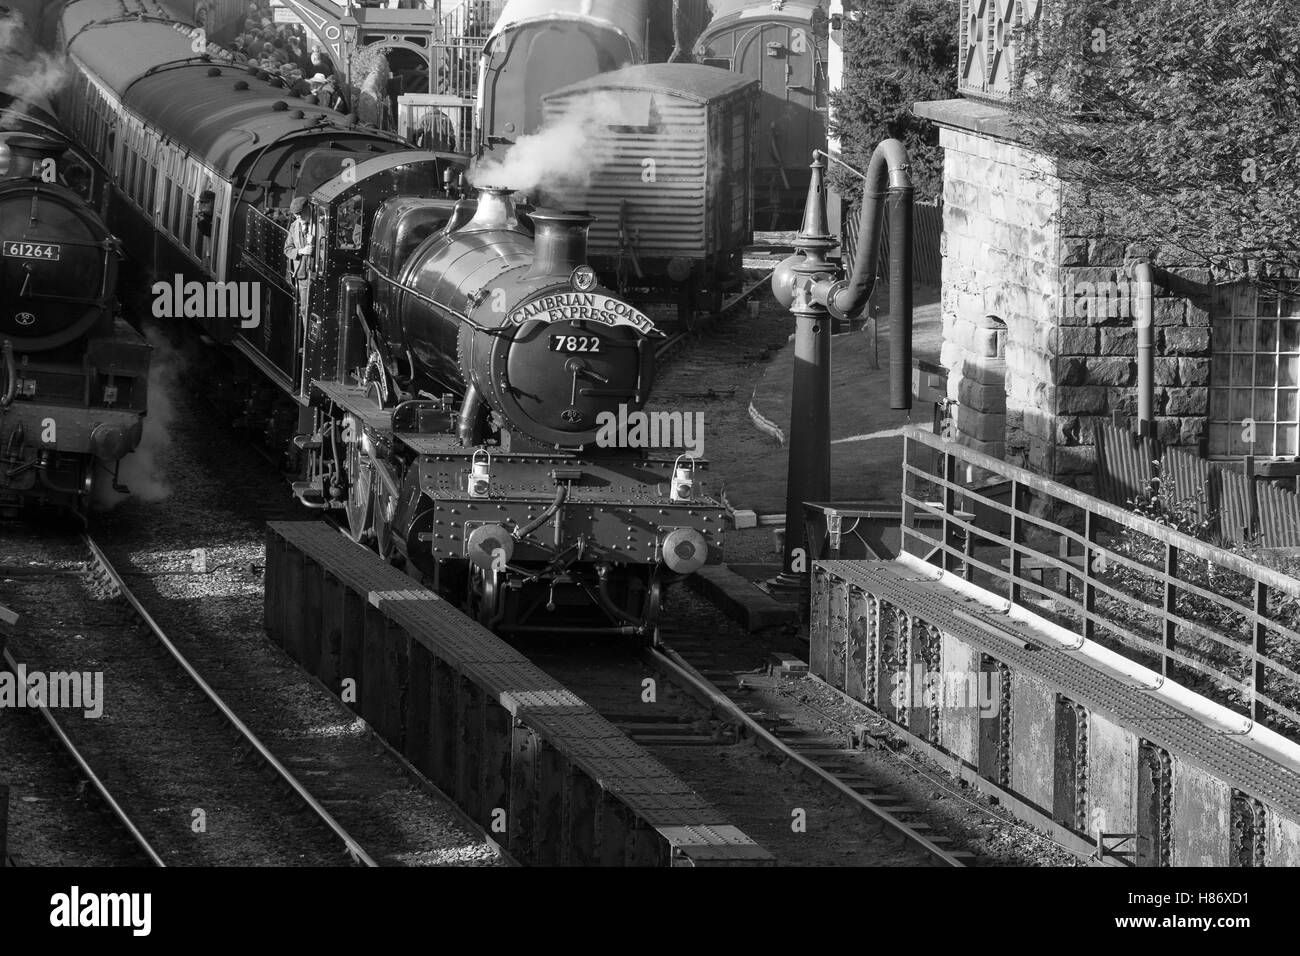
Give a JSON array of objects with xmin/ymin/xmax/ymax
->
[
  {"xmin": 525, "ymin": 209, "xmax": 597, "ymax": 279},
  {"xmin": 466, "ymin": 186, "xmax": 520, "ymax": 231}
]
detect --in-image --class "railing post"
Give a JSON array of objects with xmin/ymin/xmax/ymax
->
[
  {"xmin": 1083, "ymin": 509, "xmax": 1096, "ymax": 643},
  {"xmin": 1162, "ymin": 543, "xmax": 1178, "ymax": 679},
  {"xmin": 1253, "ymin": 579, "xmax": 1268, "ymax": 723},
  {"xmin": 901, "ymin": 435, "xmax": 914, "ymax": 557},
  {"xmin": 1009, "ymin": 479, "xmax": 1021, "ymax": 606},
  {"xmin": 942, "ymin": 450, "xmax": 957, "ymax": 575}
]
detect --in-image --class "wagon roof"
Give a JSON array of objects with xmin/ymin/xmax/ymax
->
[
  {"xmin": 542, "ymin": 63, "xmax": 758, "ymax": 105},
  {"xmin": 703, "ymin": 0, "xmax": 825, "ymax": 25}
]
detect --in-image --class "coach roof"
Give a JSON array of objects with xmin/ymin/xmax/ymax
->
[{"xmin": 62, "ymin": 2, "xmax": 401, "ymax": 177}]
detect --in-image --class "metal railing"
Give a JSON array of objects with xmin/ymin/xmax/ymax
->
[{"xmin": 900, "ymin": 426, "xmax": 1300, "ymax": 741}]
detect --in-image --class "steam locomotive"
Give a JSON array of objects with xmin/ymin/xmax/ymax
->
[
  {"xmin": 54, "ymin": 0, "xmax": 722, "ymax": 635},
  {"xmin": 0, "ymin": 3, "xmax": 149, "ymax": 514}
]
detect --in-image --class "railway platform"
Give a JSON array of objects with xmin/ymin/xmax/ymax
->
[{"xmin": 264, "ymin": 521, "xmax": 774, "ymax": 867}]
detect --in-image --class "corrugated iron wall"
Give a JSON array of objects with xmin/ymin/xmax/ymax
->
[
  {"xmin": 542, "ymin": 92, "xmax": 710, "ymax": 259},
  {"xmin": 1094, "ymin": 421, "xmax": 1300, "ymax": 548}
]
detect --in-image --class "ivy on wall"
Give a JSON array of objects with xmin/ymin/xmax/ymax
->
[{"xmin": 1009, "ymin": 0, "xmax": 1300, "ymax": 279}]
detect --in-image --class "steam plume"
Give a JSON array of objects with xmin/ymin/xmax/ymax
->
[
  {"xmin": 469, "ymin": 91, "xmax": 623, "ymax": 193},
  {"xmin": 94, "ymin": 327, "xmax": 185, "ymax": 510},
  {"xmin": 0, "ymin": 6, "xmax": 69, "ymax": 126}
]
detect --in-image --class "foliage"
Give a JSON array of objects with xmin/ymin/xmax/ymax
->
[
  {"xmin": 1097, "ymin": 461, "xmax": 1300, "ymax": 736},
  {"xmin": 827, "ymin": 0, "xmax": 957, "ymax": 204},
  {"xmin": 1009, "ymin": 0, "xmax": 1300, "ymax": 280}
]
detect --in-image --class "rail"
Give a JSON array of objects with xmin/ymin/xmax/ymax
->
[
  {"xmin": 900, "ymin": 427, "xmax": 1300, "ymax": 741},
  {"xmin": 647, "ymin": 642, "xmax": 968, "ymax": 867},
  {"xmin": 1, "ymin": 643, "xmax": 166, "ymax": 867},
  {"xmin": 81, "ymin": 535, "xmax": 378, "ymax": 866}
]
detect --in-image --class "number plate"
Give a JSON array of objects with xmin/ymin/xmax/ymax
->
[
  {"xmin": 3, "ymin": 240, "xmax": 62, "ymax": 261},
  {"xmin": 549, "ymin": 334, "xmax": 602, "ymax": 354}
]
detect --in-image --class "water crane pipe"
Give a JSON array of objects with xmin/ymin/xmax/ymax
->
[{"xmin": 818, "ymin": 140, "xmax": 914, "ymax": 409}]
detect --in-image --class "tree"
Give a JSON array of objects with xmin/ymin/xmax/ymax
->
[
  {"xmin": 827, "ymin": 0, "xmax": 958, "ymax": 204},
  {"xmin": 1010, "ymin": 0, "xmax": 1300, "ymax": 280}
]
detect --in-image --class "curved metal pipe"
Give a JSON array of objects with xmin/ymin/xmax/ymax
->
[
  {"xmin": 593, "ymin": 564, "xmax": 645, "ymax": 628},
  {"xmin": 1, "ymin": 340, "xmax": 15, "ymax": 409},
  {"xmin": 1132, "ymin": 260, "xmax": 1156, "ymax": 437},
  {"xmin": 824, "ymin": 140, "xmax": 913, "ymax": 409},
  {"xmin": 456, "ymin": 384, "xmax": 482, "ymax": 446},
  {"xmin": 513, "ymin": 484, "xmax": 567, "ymax": 541}
]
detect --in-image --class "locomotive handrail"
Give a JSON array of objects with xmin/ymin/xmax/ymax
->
[
  {"xmin": 1, "ymin": 341, "xmax": 15, "ymax": 409},
  {"xmin": 363, "ymin": 264, "xmax": 514, "ymax": 338}
]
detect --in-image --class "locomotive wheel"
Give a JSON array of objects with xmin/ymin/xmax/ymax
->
[
  {"xmin": 639, "ymin": 579, "xmax": 663, "ymax": 645},
  {"xmin": 342, "ymin": 414, "xmax": 374, "ymax": 545},
  {"xmin": 468, "ymin": 564, "xmax": 505, "ymax": 628},
  {"xmin": 372, "ymin": 477, "xmax": 395, "ymax": 561}
]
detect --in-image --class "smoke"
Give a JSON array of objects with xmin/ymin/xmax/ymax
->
[
  {"xmin": 0, "ymin": 5, "xmax": 69, "ymax": 125},
  {"xmin": 469, "ymin": 91, "xmax": 623, "ymax": 193},
  {"xmin": 94, "ymin": 327, "xmax": 186, "ymax": 510}
]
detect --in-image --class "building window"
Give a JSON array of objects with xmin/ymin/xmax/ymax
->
[{"xmin": 1208, "ymin": 283, "xmax": 1300, "ymax": 458}]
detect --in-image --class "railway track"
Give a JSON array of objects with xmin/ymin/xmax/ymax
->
[
  {"xmin": 524, "ymin": 612, "xmax": 964, "ymax": 866},
  {"xmin": 2, "ymin": 534, "xmax": 377, "ymax": 867},
  {"xmin": 653, "ymin": 271, "xmax": 772, "ymax": 364},
  {"xmin": 647, "ymin": 630, "xmax": 971, "ymax": 867}
]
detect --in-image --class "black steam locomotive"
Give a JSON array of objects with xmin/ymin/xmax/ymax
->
[
  {"xmin": 0, "ymin": 5, "xmax": 149, "ymax": 514},
  {"xmin": 55, "ymin": 0, "xmax": 721, "ymax": 635}
]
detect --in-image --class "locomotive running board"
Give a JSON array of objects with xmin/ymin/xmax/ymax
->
[
  {"xmin": 313, "ymin": 381, "xmax": 393, "ymax": 433},
  {"xmin": 233, "ymin": 337, "xmax": 297, "ymax": 400}
]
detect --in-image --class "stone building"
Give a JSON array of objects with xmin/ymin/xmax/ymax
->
[{"xmin": 913, "ymin": 3, "xmax": 1298, "ymax": 496}]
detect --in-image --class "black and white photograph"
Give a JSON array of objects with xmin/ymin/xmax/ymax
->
[{"xmin": 0, "ymin": 0, "xmax": 1290, "ymax": 937}]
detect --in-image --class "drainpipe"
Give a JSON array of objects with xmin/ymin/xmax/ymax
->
[{"xmin": 1132, "ymin": 260, "xmax": 1156, "ymax": 438}]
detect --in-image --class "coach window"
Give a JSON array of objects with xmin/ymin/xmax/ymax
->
[
  {"xmin": 168, "ymin": 157, "xmax": 182, "ymax": 238},
  {"xmin": 702, "ymin": 57, "xmax": 732, "ymax": 70},
  {"xmin": 149, "ymin": 157, "xmax": 160, "ymax": 217},
  {"xmin": 1208, "ymin": 281, "xmax": 1300, "ymax": 458}
]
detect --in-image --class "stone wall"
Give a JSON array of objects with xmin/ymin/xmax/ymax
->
[
  {"xmin": 926, "ymin": 104, "xmax": 1216, "ymax": 493},
  {"xmin": 938, "ymin": 125, "xmax": 1058, "ymax": 474}
]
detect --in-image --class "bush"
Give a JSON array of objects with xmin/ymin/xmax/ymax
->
[{"xmin": 827, "ymin": 0, "xmax": 957, "ymax": 204}]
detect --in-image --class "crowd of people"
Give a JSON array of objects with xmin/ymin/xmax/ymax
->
[{"xmin": 198, "ymin": 2, "xmax": 349, "ymax": 112}]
